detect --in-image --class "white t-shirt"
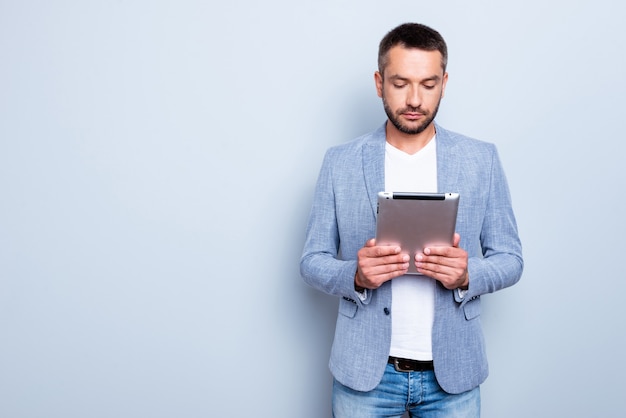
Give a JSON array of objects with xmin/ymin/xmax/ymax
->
[{"xmin": 385, "ymin": 136, "xmax": 437, "ymax": 361}]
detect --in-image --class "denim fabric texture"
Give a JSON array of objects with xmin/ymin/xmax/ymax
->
[{"xmin": 333, "ymin": 364, "xmax": 480, "ymax": 418}]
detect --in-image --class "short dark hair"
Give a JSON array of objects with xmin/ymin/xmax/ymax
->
[{"xmin": 378, "ymin": 23, "xmax": 448, "ymax": 75}]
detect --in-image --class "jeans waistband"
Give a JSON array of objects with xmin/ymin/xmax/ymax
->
[{"xmin": 388, "ymin": 356, "xmax": 434, "ymax": 372}]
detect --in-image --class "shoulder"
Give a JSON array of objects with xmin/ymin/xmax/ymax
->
[
  {"xmin": 436, "ymin": 124, "xmax": 495, "ymax": 148},
  {"xmin": 323, "ymin": 123, "xmax": 386, "ymax": 161},
  {"xmin": 435, "ymin": 124, "xmax": 498, "ymax": 157}
]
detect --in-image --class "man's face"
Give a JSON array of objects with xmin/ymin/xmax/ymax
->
[{"xmin": 375, "ymin": 46, "xmax": 448, "ymax": 135}]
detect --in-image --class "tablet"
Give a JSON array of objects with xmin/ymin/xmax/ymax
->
[{"xmin": 375, "ymin": 191, "xmax": 460, "ymax": 275}]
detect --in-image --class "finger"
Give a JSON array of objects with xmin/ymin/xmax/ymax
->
[
  {"xmin": 415, "ymin": 259, "xmax": 446, "ymax": 275},
  {"xmin": 386, "ymin": 253, "xmax": 410, "ymax": 265},
  {"xmin": 422, "ymin": 245, "xmax": 450, "ymax": 257},
  {"xmin": 416, "ymin": 263, "xmax": 458, "ymax": 284},
  {"xmin": 416, "ymin": 252, "xmax": 464, "ymax": 273},
  {"xmin": 417, "ymin": 255, "xmax": 445, "ymax": 269},
  {"xmin": 453, "ymin": 233, "xmax": 461, "ymax": 247},
  {"xmin": 361, "ymin": 252, "xmax": 409, "ymax": 272},
  {"xmin": 370, "ymin": 245, "xmax": 403, "ymax": 257},
  {"xmin": 372, "ymin": 263, "xmax": 410, "ymax": 281},
  {"xmin": 360, "ymin": 261, "xmax": 409, "ymax": 288},
  {"xmin": 422, "ymin": 245, "xmax": 461, "ymax": 258}
]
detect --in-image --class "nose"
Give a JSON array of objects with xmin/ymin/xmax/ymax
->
[{"xmin": 406, "ymin": 85, "xmax": 421, "ymax": 108}]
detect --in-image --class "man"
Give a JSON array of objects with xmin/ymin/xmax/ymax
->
[{"xmin": 300, "ymin": 23, "xmax": 523, "ymax": 417}]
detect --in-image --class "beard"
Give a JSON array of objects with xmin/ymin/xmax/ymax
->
[{"xmin": 382, "ymin": 91, "xmax": 442, "ymax": 135}]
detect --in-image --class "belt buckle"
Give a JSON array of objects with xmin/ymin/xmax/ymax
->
[{"xmin": 392, "ymin": 357, "xmax": 411, "ymax": 372}]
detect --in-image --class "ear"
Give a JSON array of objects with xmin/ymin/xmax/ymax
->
[
  {"xmin": 374, "ymin": 71, "xmax": 383, "ymax": 98},
  {"xmin": 441, "ymin": 72, "xmax": 449, "ymax": 98}
]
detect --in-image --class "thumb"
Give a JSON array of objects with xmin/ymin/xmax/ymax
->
[{"xmin": 453, "ymin": 233, "xmax": 461, "ymax": 247}]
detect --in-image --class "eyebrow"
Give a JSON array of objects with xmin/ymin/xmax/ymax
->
[{"xmin": 387, "ymin": 74, "xmax": 442, "ymax": 83}]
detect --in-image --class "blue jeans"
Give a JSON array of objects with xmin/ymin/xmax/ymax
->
[{"xmin": 332, "ymin": 363, "xmax": 480, "ymax": 418}]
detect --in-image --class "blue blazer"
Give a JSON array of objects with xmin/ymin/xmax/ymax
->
[{"xmin": 300, "ymin": 122, "xmax": 523, "ymax": 394}]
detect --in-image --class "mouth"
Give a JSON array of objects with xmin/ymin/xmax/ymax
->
[{"xmin": 402, "ymin": 112, "xmax": 425, "ymax": 121}]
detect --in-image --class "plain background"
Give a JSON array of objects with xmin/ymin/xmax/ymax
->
[{"xmin": 1, "ymin": 1, "xmax": 625, "ymax": 417}]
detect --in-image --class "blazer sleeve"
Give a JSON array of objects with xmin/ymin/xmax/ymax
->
[
  {"xmin": 462, "ymin": 145, "xmax": 523, "ymax": 305},
  {"xmin": 299, "ymin": 149, "xmax": 372, "ymax": 305}
]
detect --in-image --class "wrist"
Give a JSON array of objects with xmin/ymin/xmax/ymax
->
[
  {"xmin": 459, "ymin": 271, "xmax": 469, "ymax": 290},
  {"xmin": 354, "ymin": 271, "xmax": 366, "ymax": 292}
]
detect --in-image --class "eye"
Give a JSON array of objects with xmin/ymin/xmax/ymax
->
[
  {"xmin": 393, "ymin": 83, "xmax": 406, "ymax": 89},
  {"xmin": 423, "ymin": 84, "xmax": 436, "ymax": 90}
]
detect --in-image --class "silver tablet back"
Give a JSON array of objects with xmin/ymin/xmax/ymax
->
[{"xmin": 375, "ymin": 191, "xmax": 460, "ymax": 275}]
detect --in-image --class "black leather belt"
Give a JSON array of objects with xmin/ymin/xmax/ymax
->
[{"xmin": 388, "ymin": 356, "xmax": 434, "ymax": 372}]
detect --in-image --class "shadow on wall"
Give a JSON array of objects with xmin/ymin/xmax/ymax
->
[
  {"xmin": 317, "ymin": 80, "xmax": 384, "ymax": 144},
  {"xmin": 343, "ymin": 85, "xmax": 385, "ymax": 141},
  {"xmin": 284, "ymin": 84, "xmax": 384, "ymax": 416}
]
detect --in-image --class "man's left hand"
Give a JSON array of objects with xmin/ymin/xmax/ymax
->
[{"xmin": 415, "ymin": 232, "xmax": 469, "ymax": 290}]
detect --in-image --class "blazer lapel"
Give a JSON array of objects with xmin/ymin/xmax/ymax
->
[
  {"xmin": 363, "ymin": 124, "xmax": 387, "ymax": 218},
  {"xmin": 361, "ymin": 123, "xmax": 461, "ymax": 217},
  {"xmin": 435, "ymin": 124, "xmax": 461, "ymax": 193}
]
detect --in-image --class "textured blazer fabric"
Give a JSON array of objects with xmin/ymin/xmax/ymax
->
[{"xmin": 300, "ymin": 122, "xmax": 523, "ymax": 394}]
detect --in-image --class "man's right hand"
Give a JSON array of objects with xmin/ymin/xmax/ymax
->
[{"xmin": 355, "ymin": 238, "xmax": 409, "ymax": 290}]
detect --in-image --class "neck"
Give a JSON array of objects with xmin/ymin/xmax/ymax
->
[{"xmin": 385, "ymin": 121, "xmax": 436, "ymax": 155}]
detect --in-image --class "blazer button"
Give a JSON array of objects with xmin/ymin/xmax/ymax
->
[{"xmin": 384, "ymin": 308, "xmax": 390, "ymax": 315}]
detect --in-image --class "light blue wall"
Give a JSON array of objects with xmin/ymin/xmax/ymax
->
[{"xmin": 1, "ymin": 1, "xmax": 624, "ymax": 417}]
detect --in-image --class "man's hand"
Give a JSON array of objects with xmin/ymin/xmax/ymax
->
[
  {"xmin": 415, "ymin": 233, "xmax": 469, "ymax": 290},
  {"xmin": 355, "ymin": 239, "xmax": 410, "ymax": 290}
]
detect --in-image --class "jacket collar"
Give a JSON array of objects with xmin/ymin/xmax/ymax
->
[{"xmin": 363, "ymin": 121, "xmax": 461, "ymax": 217}]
